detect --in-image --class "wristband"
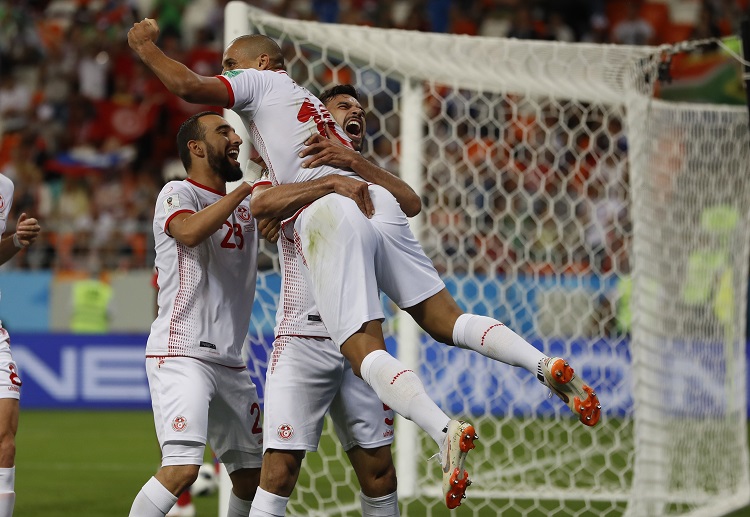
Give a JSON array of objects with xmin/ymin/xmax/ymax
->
[{"xmin": 12, "ymin": 233, "xmax": 24, "ymax": 249}]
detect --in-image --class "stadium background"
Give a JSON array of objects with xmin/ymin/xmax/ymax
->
[{"xmin": 1, "ymin": 0, "xmax": 749, "ymax": 515}]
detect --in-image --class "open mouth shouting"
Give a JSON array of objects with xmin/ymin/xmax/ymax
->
[{"xmin": 344, "ymin": 117, "xmax": 364, "ymax": 149}]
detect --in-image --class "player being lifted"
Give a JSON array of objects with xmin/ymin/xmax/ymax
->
[
  {"xmin": 128, "ymin": 20, "xmax": 601, "ymax": 509},
  {"xmin": 248, "ymin": 84, "xmax": 420, "ymax": 517},
  {"xmin": 0, "ymin": 175, "xmax": 42, "ymax": 517}
]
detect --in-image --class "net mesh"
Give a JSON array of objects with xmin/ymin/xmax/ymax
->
[{"xmin": 230, "ymin": 5, "xmax": 750, "ymax": 516}]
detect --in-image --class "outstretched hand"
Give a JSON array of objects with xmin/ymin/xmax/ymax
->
[
  {"xmin": 300, "ymin": 134, "xmax": 358, "ymax": 170},
  {"xmin": 127, "ymin": 18, "xmax": 160, "ymax": 51},
  {"xmin": 15, "ymin": 213, "xmax": 41, "ymax": 248}
]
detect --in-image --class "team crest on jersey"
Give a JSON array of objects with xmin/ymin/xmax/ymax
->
[
  {"xmin": 236, "ymin": 205, "xmax": 251, "ymax": 221},
  {"xmin": 0, "ymin": 194, "xmax": 5, "ymax": 219},
  {"xmin": 172, "ymin": 415, "xmax": 188, "ymax": 432},
  {"xmin": 277, "ymin": 423, "xmax": 294, "ymax": 440},
  {"xmin": 163, "ymin": 194, "xmax": 181, "ymax": 214},
  {"xmin": 222, "ymin": 70, "xmax": 244, "ymax": 78}
]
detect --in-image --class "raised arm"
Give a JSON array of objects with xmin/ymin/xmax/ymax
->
[
  {"xmin": 127, "ymin": 19, "xmax": 228, "ymax": 106},
  {"xmin": 299, "ymin": 134, "xmax": 422, "ymax": 217}
]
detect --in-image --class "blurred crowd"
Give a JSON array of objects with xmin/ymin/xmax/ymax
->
[{"xmin": 0, "ymin": 0, "xmax": 745, "ymax": 275}]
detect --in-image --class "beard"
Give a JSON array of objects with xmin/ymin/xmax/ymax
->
[{"xmin": 207, "ymin": 143, "xmax": 243, "ymax": 182}]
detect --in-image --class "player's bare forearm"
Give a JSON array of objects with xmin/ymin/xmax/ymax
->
[
  {"xmin": 251, "ymin": 176, "xmax": 374, "ymax": 219},
  {"xmin": 128, "ymin": 19, "xmax": 227, "ymax": 106},
  {"xmin": 251, "ymin": 179, "xmax": 337, "ymax": 219},
  {"xmin": 169, "ymin": 183, "xmax": 253, "ymax": 247},
  {"xmin": 300, "ymin": 134, "xmax": 420, "ymax": 216},
  {"xmin": 348, "ymin": 154, "xmax": 421, "ymax": 217}
]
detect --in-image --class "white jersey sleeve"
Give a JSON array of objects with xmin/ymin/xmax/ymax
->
[
  {"xmin": 0, "ymin": 174, "xmax": 15, "ymax": 237},
  {"xmin": 154, "ymin": 180, "xmax": 198, "ymax": 236}
]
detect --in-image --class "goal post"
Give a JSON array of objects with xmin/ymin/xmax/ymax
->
[{"xmin": 221, "ymin": 3, "xmax": 750, "ymax": 515}]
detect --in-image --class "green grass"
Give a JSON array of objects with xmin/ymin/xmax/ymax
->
[{"xmin": 13, "ymin": 410, "xmax": 750, "ymax": 516}]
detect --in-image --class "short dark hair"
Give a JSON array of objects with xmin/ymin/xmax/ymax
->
[
  {"xmin": 176, "ymin": 111, "xmax": 219, "ymax": 170},
  {"xmin": 319, "ymin": 84, "xmax": 360, "ymax": 106}
]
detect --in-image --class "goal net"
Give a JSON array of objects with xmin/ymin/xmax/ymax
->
[{"xmin": 224, "ymin": 3, "xmax": 750, "ymax": 516}]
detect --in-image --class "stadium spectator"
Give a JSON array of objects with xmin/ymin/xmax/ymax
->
[{"xmin": 611, "ymin": 3, "xmax": 655, "ymax": 45}]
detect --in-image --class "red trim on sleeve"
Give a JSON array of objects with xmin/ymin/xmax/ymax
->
[
  {"xmin": 216, "ymin": 75, "xmax": 235, "ymax": 109},
  {"xmin": 250, "ymin": 180, "xmax": 272, "ymax": 194},
  {"xmin": 164, "ymin": 209, "xmax": 195, "ymax": 237}
]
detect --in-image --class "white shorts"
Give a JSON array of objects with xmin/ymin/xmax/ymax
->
[
  {"xmin": 263, "ymin": 336, "xmax": 394, "ymax": 452},
  {"xmin": 294, "ymin": 184, "xmax": 444, "ymax": 345},
  {"xmin": 146, "ymin": 356, "xmax": 263, "ymax": 472},
  {"xmin": 0, "ymin": 328, "xmax": 20, "ymax": 400}
]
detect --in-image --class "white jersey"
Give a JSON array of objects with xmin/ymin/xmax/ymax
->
[
  {"xmin": 274, "ymin": 234, "xmax": 328, "ymax": 338},
  {"xmin": 218, "ymin": 69, "xmax": 358, "ymax": 191},
  {"xmin": 147, "ymin": 179, "xmax": 259, "ymax": 367},
  {"xmin": 0, "ymin": 174, "xmax": 12, "ymax": 321}
]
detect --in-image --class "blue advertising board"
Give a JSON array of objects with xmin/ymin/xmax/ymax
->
[{"xmin": 11, "ymin": 332, "xmax": 749, "ymax": 418}]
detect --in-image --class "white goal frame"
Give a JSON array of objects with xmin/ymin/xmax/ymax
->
[{"xmin": 218, "ymin": 3, "xmax": 750, "ymax": 516}]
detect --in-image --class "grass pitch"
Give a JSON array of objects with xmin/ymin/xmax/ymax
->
[{"xmin": 14, "ymin": 410, "xmax": 750, "ymax": 516}]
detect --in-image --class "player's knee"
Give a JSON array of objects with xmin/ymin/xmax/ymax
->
[
  {"xmin": 229, "ymin": 467, "xmax": 261, "ymax": 501},
  {"xmin": 360, "ymin": 461, "xmax": 397, "ymax": 498},
  {"xmin": 261, "ymin": 449, "xmax": 304, "ymax": 496},
  {"xmin": 158, "ymin": 464, "xmax": 201, "ymax": 494}
]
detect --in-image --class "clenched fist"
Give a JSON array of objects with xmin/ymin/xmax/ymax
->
[{"xmin": 127, "ymin": 18, "xmax": 160, "ymax": 51}]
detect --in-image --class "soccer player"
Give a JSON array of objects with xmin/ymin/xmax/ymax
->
[
  {"xmin": 248, "ymin": 84, "xmax": 419, "ymax": 517},
  {"xmin": 129, "ymin": 111, "xmax": 266, "ymax": 517},
  {"xmin": 0, "ymin": 174, "xmax": 42, "ymax": 517},
  {"xmin": 128, "ymin": 22, "xmax": 602, "ymax": 509}
]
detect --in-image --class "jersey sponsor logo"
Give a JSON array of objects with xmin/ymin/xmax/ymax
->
[
  {"xmin": 172, "ymin": 415, "xmax": 188, "ymax": 432},
  {"xmin": 164, "ymin": 194, "xmax": 181, "ymax": 214},
  {"xmin": 277, "ymin": 423, "xmax": 294, "ymax": 440},
  {"xmin": 307, "ymin": 314, "xmax": 322, "ymax": 322},
  {"xmin": 222, "ymin": 70, "xmax": 244, "ymax": 78},
  {"xmin": 199, "ymin": 341, "xmax": 217, "ymax": 350},
  {"xmin": 236, "ymin": 205, "xmax": 251, "ymax": 221}
]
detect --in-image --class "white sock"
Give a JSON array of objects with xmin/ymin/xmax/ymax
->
[
  {"xmin": 360, "ymin": 350, "xmax": 450, "ymax": 446},
  {"xmin": 128, "ymin": 476, "xmax": 178, "ymax": 517},
  {"xmin": 361, "ymin": 491, "xmax": 400, "ymax": 516},
  {"xmin": 452, "ymin": 314, "xmax": 546, "ymax": 379},
  {"xmin": 227, "ymin": 490, "xmax": 254, "ymax": 517},
  {"xmin": 0, "ymin": 467, "xmax": 15, "ymax": 517},
  {"xmin": 249, "ymin": 487, "xmax": 289, "ymax": 517}
]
